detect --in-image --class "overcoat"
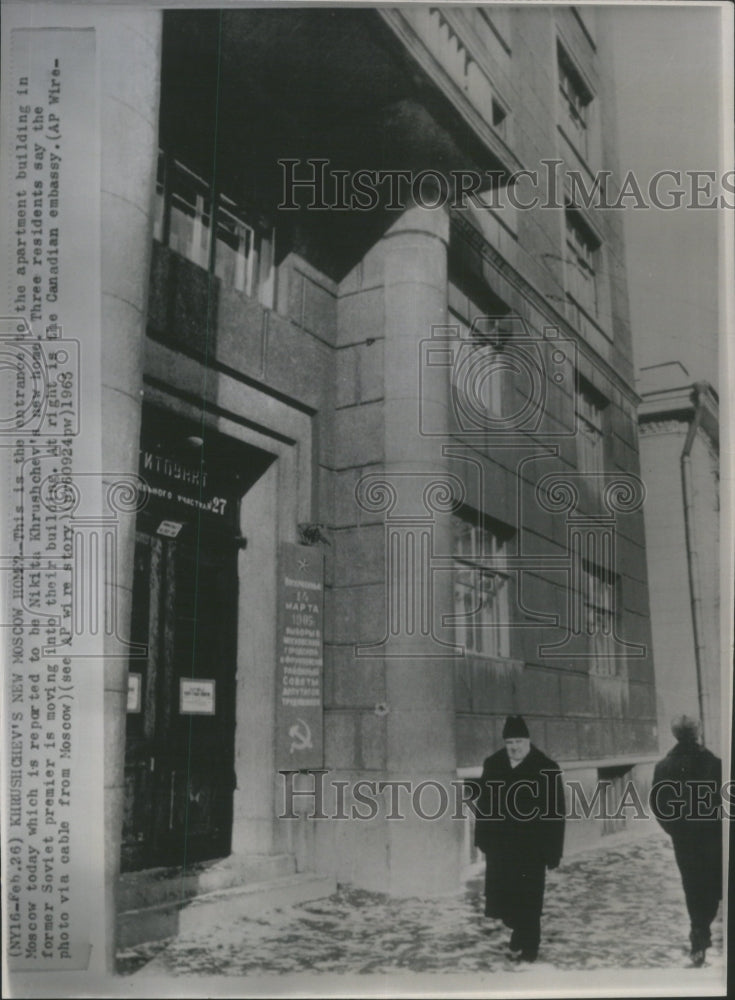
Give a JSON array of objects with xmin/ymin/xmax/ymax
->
[
  {"xmin": 650, "ymin": 741, "xmax": 722, "ymax": 910},
  {"xmin": 473, "ymin": 745, "xmax": 565, "ymax": 920},
  {"xmin": 650, "ymin": 740, "xmax": 721, "ymax": 834}
]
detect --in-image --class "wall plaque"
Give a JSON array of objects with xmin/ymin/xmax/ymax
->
[{"xmin": 275, "ymin": 542, "xmax": 324, "ymax": 768}]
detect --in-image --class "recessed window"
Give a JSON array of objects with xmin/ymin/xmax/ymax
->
[
  {"xmin": 447, "ymin": 278, "xmax": 512, "ymax": 421},
  {"xmin": 582, "ymin": 561, "xmax": 623, "ymax": 676},
  {"xmin": 575, "ymin": 375, "xmax": 607, "ymax": 479},
  {"xmin": 452, "ymin": 512, "xmax": 513, "ymax": 659},
  {"xmin": 558, "ymin": 42, "xmax": 593, "ymax": 160},
  {"xmin": 565, "ymin": 208, "xmax": 600, "ymax": 321}
]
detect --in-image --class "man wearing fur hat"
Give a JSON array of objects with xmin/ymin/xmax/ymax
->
[{"xmin": 473, "ymin": 714, "xmax": 565, "ymax": 964}]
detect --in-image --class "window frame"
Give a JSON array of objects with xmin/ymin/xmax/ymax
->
[
  {"xmin": 581, "ymin": 560, "xmax": 624, "ymax": 677},
  {"xmin": 557, "ymin": 41, "xmax": 594, "ymax": 162},
  {"xmin": 565, "ymin": 208, "xmax": 601, "ymax": 322},
  {"xmin": 153, "ymin": 149, "xmax": 275, "ymax": 308},
  {"xmin": 574, "ymin": 374, "xmax": 608, "ymax": 480},
  {"xmin": 451, "ymin": 511, "xmax": 513, "ymax": 659}
]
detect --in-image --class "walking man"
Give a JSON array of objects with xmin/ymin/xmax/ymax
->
[
  {"xmin": 650, "ymin": 714, "xmax": 722, "ymax": 967},
  {"xmin": 473, "ymin": 715, "xmax": 565, "ymax": 964}
]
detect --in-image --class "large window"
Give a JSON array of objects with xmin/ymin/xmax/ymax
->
[
  {"xmin": 565, "ymin": 209, "xmax": 600, "ymax": 321},
  {"xmin": 153, "ymin": 151, "xmax": 275, "ymax": 307},
  {"xmin": 575, "ymin": 375, "xmax": 607, "ymax": 478},
  {"xmin": 447, "ymin": 280, "xmax": 513, "ymax": 424},
  {"xmin": 452, "ymin": 513, "xmax": 512, "ymax": 658},
  {"xmin": 582, "ymin": 561, "xmax": 622, "ymax": 676},
  {"xmin": 558, "ymin": 43, "xmax": 593, "ymax": 160},
  {"xmin": 448, "ymin": 313, "xmax": 508, "ymax": 420}
]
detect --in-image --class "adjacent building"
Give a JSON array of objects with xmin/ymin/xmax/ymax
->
[
  {"xmin": 94, "ymin": 5, "xmax": 660, "ymax": 956},
  {"xmin": 637, "ymin": 363, "xmax": 720, "ymax": 753}
]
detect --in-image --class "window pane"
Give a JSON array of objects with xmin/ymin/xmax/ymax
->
[
  {"xmin": 583, "ymin": 562, "xmax": 622, "ymax": 675},
  {"xmin": 214, "ymin": 205, "xmax": 255, "ymax": 295},
  {"xmin": 566, "ymin": 213, "xmax": 598, "ymax": 318},
  {"xmin": 452, "ymin": 516, "xmax": 511, "ymax": 658},
  {"xmin": 156, "ymin": 152, "xmax": 275, "ymax": 306}
]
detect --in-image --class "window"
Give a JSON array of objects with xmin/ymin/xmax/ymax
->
[
  {"xmin": 153, "ymin": 150, "xmax": 275, "ymax": 307},
  {"xmin": 452, "ymin": 513, "xmax": 511, "ymax": 658},
  {"xmin": 581, "ymin": 561, "xmax": 622, "ymax": 675},
  {"xmin": 447, "ymin": 279, "xmax": 513, "ymax": 424},
  {"xmin": 565, "ymin": 209, "xmax": 600, "ymax": 320},
  {"xmin": 491, "ymin": 99, "xmax": 508, "ymax": 138},
  {"xmin": 575, "ymin": 376, "xmax": 606, "ymax": 478},
  {"xmin": 558, "ymin": 43, "xmax": 592, "ymax": 160},
  {"xmin": 449, "ymin": 312, "xmax": 511, "ymax": 420}
]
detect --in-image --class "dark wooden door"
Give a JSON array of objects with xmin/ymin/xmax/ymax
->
[{"xmin": 121, "ymin": 525, "xmax": 238, "ymax": 871}]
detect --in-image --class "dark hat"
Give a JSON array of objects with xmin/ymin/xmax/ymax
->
[{"xmin": 502, "ymin": 715, "xmax": 529, "ymax": 739}]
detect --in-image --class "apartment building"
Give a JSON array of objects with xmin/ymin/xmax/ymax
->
[{"xmin": 94, "ymin": 6, "xmax": 659, "ymax": 952}]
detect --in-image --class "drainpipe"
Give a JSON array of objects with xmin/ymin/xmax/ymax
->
[{"xmin": 680, "ymin": 383, "xmax": 708, "ymax": 744}]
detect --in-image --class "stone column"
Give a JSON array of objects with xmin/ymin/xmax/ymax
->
[
  {"xmin": 97, "ymin": 10, "xmax": 163, "ymax": 969},
  {"xmin": 379, "ymin": 205, "xmax": 462, "ymax": 895}
]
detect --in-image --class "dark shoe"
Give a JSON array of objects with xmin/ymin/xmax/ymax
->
[
  {"xmin": 509, "ymin": 950, "xmax": 537, "ymax": 964},
  {"xmin": 691, "ymin": 949, "xmax": 706, "ymax": 968}
]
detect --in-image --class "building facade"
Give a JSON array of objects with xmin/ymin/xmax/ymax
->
[
  {"xmin": 94, "ymin": 6, "xmax": 660, "ymax": 956},
  {"xmin": 637, "ymin": 363, "xmax": 720, "ymax": 753}
]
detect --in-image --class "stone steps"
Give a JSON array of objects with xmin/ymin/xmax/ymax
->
[
  {"xmin": 118, "ymin": 855, "xmax": 335, "ymax": 947},
  {"xmin": 119, "ymin": 853, "xmax": 295, "ymax": 912},
  {"xmin": 177, "ymin": 872, "xmax": 336, "ymax": 934}
]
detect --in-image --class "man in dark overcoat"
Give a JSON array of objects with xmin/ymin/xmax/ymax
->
[
  {"xmin": 473, "ymin": 715, "xmax": 565, "ymax": 963},
  {"xmin": 650, "ymin": 714, "xmax": 722, "ymax": 967}
]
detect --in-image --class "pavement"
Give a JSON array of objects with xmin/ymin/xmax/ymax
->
[{"xmin": 118, "ymin": 826, "xmax": 724, "ymax": 989}]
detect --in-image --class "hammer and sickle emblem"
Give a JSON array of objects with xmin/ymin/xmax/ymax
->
[{"xmin": 288, "ymin": 717, "xmax": 313, "ymax": 754}]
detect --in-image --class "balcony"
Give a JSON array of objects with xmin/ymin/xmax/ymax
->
[{"xmin": 153, "ymin": 152, "xmax": 275, "ymax": 310}]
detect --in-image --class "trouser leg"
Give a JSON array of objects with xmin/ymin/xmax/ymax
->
[
  {"xmin": 484, "ymin": 851, "xmax": 507, "ymax": 921},
  {"xmin": 674, "ymin": 838, "xmax": 721, "ymax": 951},
  {"xmin": 509, "ymin": 863, "xmax": 545, "ymax": 956}
]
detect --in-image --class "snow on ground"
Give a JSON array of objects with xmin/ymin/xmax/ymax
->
[{"xmin": 118, "ymin": 828, "xmax": 723, "ymax": 979}]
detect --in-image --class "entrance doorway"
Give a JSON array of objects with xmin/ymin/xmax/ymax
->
[
  {"xmin": 121, "ymin": 405, "xmax": 274, "ymax": 872},
  {"xmin": 122, "ymin": 521, "xmax": 239, "ymax": 870}
]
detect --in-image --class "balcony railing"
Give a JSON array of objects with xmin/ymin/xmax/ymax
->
[{"xmin": 153, "ymin": 151, "xmax": 275, "ymax": 309}]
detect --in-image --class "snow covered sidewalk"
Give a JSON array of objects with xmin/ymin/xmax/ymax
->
[{"xmin": 119, "ymin": 827, "xmax": 724, "ymax": 982}]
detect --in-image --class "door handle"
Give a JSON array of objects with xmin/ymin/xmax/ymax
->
[{"xmin": 150, "ymin": 756, "xmax": 155, "ymax": 773}]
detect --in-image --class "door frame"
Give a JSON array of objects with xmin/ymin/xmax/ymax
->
[{"xmin": 136, "ymin": 367, "xmax": 313, "ymax": 861}]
